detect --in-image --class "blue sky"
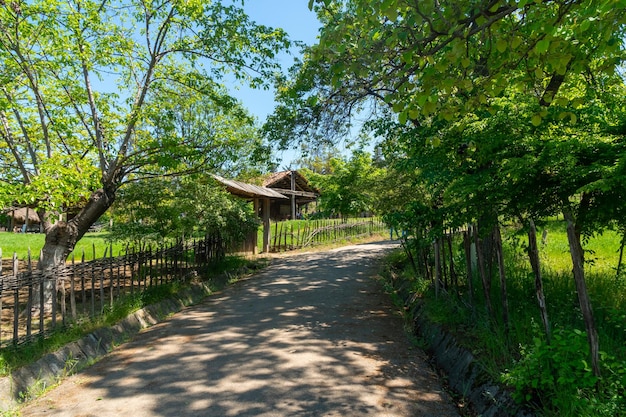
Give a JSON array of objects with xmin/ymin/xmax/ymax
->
[
  {"xmin": 232, "ymin": 1, "xmax": 320, "ymax": 120},
  {"xmin": 229, "ymin": 1, "xmax": 322, "ymax": 167}
]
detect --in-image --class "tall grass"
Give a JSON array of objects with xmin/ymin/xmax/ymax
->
[{"xmin": 386, "ymin": 220, "xmax": 626, "ymax": 416}]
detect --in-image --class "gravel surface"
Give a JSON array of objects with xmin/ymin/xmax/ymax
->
[{"xmin": 19, "ymin": 241, "xmax": 459, "ymax": 417}]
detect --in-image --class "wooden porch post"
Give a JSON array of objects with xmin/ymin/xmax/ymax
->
[
  {"xmin": 263, "ymin": 198, "xmax": 271, "ymax": 253},
  {"xmin": 253, "ymin": 198, "xmax": 260, "ymax": 255},
  {"xmin": 291, "ymin": 171, "xmax": 296, "ymax": 220}
]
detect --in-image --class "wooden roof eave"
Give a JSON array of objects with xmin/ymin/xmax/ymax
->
[
  {"xmin": 212, "ymin": 175, "xmax": 288, "ymax": 200},
  {"xmin": 269, "ymin": 188, "xmax": 318, "ymax": 198}
]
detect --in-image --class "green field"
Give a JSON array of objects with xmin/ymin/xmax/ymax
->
[{"xmin": 0, "ymin": 232, "xmax": 125, "ymax": 262}]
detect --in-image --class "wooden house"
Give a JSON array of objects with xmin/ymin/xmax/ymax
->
[
  {"xmin": 262, "ymin": 170, "xmax": 318, "ymax": 220},
  {"xmin": 212, "ymin": 171, "xmax": 319, "ymax": 253}
]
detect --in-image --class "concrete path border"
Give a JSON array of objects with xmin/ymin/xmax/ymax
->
[{"xmin": 0, "ymin": 280, "xmax": 212, "ymax": 411}]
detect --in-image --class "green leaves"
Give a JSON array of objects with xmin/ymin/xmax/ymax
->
[
  {"xmin": 269, "ymin": 0, "xmax": 626, "ymax": 148},
  {"xmin": 306, "ymin": 150, "xmax": 382, "ymax": 218},
  {"xmin": 110, "ymin": 176, "xmax": 259, "ymax": 243},
  {"xmin": 535, "ymin": 39, "xmax": 551, "ymax": 54},
  {"xmin": 1, "ymin": 0, "xmax": 288, "ymax": 228}
]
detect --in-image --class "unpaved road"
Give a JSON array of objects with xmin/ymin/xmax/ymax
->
[{"xmin": 20, "ymin": 241, "xmax": 459, "ymax": 417}]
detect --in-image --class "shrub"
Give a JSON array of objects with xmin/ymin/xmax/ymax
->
[{"xmin": 502, "ymin": 322, "xmax": 626, "ymax": 416}]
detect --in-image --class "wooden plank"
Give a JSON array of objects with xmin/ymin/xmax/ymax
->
[
  {"xmin": 12, "ymin": 253, "xmax": 18, "ymax": 345},
  {"xmin": 263, "ymin": 198, "xmax": 271, "ymax": 253},
  {"xmin": 0, "ymin": 248, "xmax": 2, "ymax": 345}
]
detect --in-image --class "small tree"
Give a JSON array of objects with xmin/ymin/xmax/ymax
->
[
  {"xmin": 110, "ymin": 176, "xmax": 259, "ymax": 247},
  {"xmin": 304, "ymin": 151, "xmax": 382, "ymax": 219}
]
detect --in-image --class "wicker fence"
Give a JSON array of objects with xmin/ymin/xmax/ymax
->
[
  {"xmin": 269, "ymin": 217, "xmax": 387, "ymax": 252},
  {"xmin": 0, "ymin": 235, "xmax": 225, "ymax": 348}
]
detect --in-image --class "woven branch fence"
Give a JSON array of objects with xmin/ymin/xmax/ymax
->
[
  {"xmin": 269, "ymin": 217, "xmax": 387, "ymax": 252},
  {"xmin": 0, "ymin": 235, "xmax": 225, "ymax": 348}
]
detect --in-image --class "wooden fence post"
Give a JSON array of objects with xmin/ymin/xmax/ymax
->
[
  {"xmin": 70, "ymin": 254, "xmax": 76, "ymax": 320},
  {"xmin": 0, "ymin": 248, "xmax": 2, "ymax": 346},
  {"xmin": 81, "ymin": 250, "xmax": 86, "ymax": 316},
  {"xmin": 12, "ymin": 253, "xmax": 18, "ymax": 345}
]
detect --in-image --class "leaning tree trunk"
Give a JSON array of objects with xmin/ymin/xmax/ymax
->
[
  {"xmin": 527, "ymin": 219, "xmax": 551, "ymax": 344},
  {"xmin": 33, "ymin": 188, "xmax": 116, "ymax": 312},
  {"xmin": 563, "ymin": 208, "xmax": 601, "ymax": 377}
]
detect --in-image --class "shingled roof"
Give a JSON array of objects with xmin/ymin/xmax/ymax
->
[
  {"xmin": 212, "ymin": 175, "xmax": 287, "ymax": 200},
  {"xmin": 262, "ymin": 170, "xmax": 318, "ymax": 197}
]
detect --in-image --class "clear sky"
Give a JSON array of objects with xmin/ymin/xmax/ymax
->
[
  {"xmin": 232, "ymin": 0, "xmax": 320, "ymax": 120},
  {"xmin": 228, "ymin": 1, "xmax": 322, "ymax": 167}
]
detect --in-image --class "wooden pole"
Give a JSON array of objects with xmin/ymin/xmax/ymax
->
[
  {"xmin": 263, "ymin": 198, "xmax": 271, "ymax": 253},
  {"xmin": 290, "ymin": 170, "xmax": 296, "ymax": 220},
  {"xmin": 253, "ymin": 198, "xmax": 260, "ymax": 254},
  {"xmin": 70, "ymin": 255, "xmax": 76, "ymax": 320},
  {"xmin": 528, "ymin": 219, "xmax": 550, "ymax": 343}
]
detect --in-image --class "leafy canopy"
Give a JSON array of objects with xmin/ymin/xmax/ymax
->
[
  {"xmin": 266, "ymin": 0, "xmax": 625, "ymax": 145},
  {"xmin": 0, "ymin": 0, "xmax": 289, "ymax": 219}
]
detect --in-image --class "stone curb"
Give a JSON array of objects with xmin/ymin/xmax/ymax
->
[
  {"xmin": 0, "ymin": 281, "xmax": 211, "ymax": 412},
  {"xmin": 398, "ymin": 289, "xmax": 536, "ymax": 417}
]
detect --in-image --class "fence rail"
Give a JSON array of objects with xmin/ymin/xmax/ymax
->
[
  {"xmin": 269, "ymin": 217, "xmax": 387, "ymax": 252},
  {"xmin": 0, "ymin": 235, "xmax": 225, "ymax": 348},
  {"xmin": 0, "ymin": 218, "xmax": 388, "ymax": 348}
]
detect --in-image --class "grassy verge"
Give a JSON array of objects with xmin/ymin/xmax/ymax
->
[
  {"xmin": 0, "ymin": 232, "xmax": 125, "ymax": 261},
  {"xmin": 380, "ymin": 221, "xmax": 626, "ymax": 417},
  {"xmin": 0, "ymin": 254, "xmax": 267, "ymax": 377},
  {"xmin": 260, "ymin": 217, "xmax": 388, "ymax": 251}
]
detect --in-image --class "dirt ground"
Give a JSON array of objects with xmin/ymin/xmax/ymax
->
[{"xmin": 18, "ymin": 241, "xmax": 459, "ymax": 417}]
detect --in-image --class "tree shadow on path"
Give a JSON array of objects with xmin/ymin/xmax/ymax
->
[{"xmin": 21, "ymin": 241, "xmax": 459, "ymax": 417}]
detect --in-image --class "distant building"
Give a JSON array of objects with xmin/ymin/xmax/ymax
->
[
  {"xmin": 2, "ymin": 207, "xmax": 42, "ymax": 233},
  {"xmin": 262, "ymin": 170, "xmax": 318, "ymax": 220},
  {"xmin": 212, "ymin": 171, "xmax": 319, "ymax": 253}
]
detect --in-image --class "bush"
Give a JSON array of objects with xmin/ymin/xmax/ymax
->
[{"xmin": 502, "ymin": 322, "xmax": 626, "ymax": 416}]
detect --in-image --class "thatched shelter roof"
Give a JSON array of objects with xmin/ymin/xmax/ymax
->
[{"xmin": 4, "ymin": 207, "xmax": 40, "ymax": 223}]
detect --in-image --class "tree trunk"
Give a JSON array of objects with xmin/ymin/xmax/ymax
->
[
  {"xmin": 434, "ymin": 238, "xmax": 441, "ymax": 298},
  {"xmin": 463, "ymin": 229, "xmax": 474, "ymax": 306},
  {"xmin": 528, "ymin": 219, "xmax": 551, "ymax": 343},
  {"xmin": 33, "ymin": 188, "xmax": 116, "ymax": 312},
  {"xmin": 447, "ymin": 233, "xmax": 457, "ymax": 292},
  {"xmin": 474, "ymin": 224, "xmax": 493, "ymax": 316},
  {"xmin": 494, "ymin": 225, "xmax": 509, "ymax": 336},
  {"xmin": 616, "ymin": 228, "xmax": 625, "ymax": 281},
  {"xmin": 563, "ymin": 209, "xmax": 601, "ymax": 377}
]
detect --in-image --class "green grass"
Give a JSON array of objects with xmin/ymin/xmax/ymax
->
[
  {"xmin": 381, "ymin": 220, "xmax": 626, "ymax": 416},
  {"xmin": 0, "ymin": 232, "xmax": 125, "ymax": 261},
  {"xmin": 0, "ymin": 254, "xmax": 263, "ymax": 377},
  {"xmin": 261, "ymin": 217, "xmax": 387, "ymax": 251}
]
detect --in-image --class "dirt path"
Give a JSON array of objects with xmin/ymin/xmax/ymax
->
[{"xmin": 19, "ymin": 241, "xmax": 459, "ymax": 417}]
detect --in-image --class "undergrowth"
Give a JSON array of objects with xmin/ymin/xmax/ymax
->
[{"xmin": 380, "ymin": 223, "xmax": 626, "ymax": 417}]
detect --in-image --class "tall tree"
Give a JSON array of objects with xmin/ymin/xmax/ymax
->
[
  {"xmin": 267, "ymin": 0, "xmax": 626, "ymax": 379},
  {"xmin": 266, "ymin": 0, "xmax": 625, "ymax": 143},
  {"xmin": 0, "ymin": 1, "xmax": 289, "ymax": 282}
]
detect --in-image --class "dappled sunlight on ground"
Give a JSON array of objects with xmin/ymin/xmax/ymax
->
[{"xmin": 20, "ymin": 241, "xmax": 458, "ymax": 417}]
